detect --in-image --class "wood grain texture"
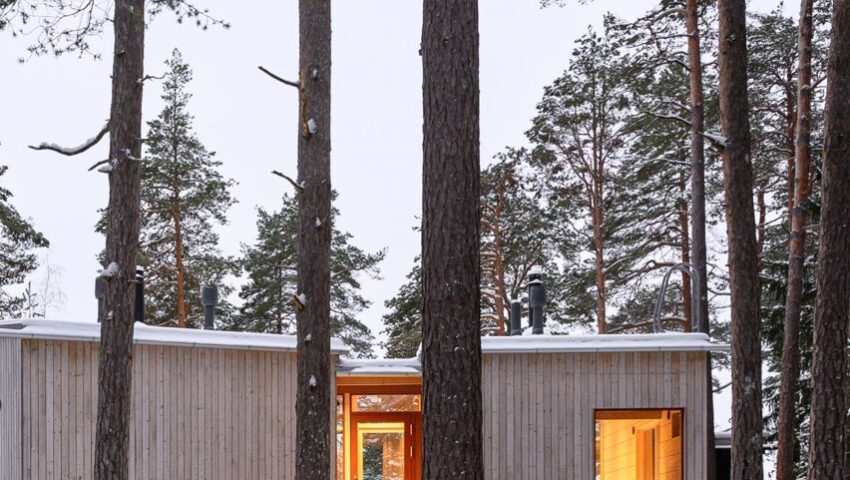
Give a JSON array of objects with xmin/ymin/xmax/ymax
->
[
  {"xmin": 0, "ymin": 337, "xmax": 22, "ymax": 480},
  {"xmin": 14, "ymin": 339, "xmax": 335, "ymax": 480},
  {"xmin": 481, "ymin": 351, "xmax": 709, "ymax": 479}
]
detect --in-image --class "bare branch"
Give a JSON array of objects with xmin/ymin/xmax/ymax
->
[
  {"xmin": 271, "ymin": 170, "xmax": 305, "ymax": 195},
  {"xmin": 138, "ymin": 73, "xmax": 166, "ymax": 84},
  {"xmin": 29, "ymin": 121, "xmax": 110, "ymax": 156},
  {"xmin": 87, "ymin": 159, "xmax": 110, "ymax": 172},
  {"xmin": 258, "ymin": 66, "xmax": 300, "ymax": 89}
]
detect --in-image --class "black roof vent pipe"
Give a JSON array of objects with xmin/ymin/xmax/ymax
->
[
  {"xmin": 95, "ymin": 277, "xmax": 104, "ymax": 323},
  {"xmin": 202, "ymin": 285, "xmax": 219, "ymax": 330},
  {"xmin": 528, "ymin": 265, "xmax": 546, "ymax": 335},
  {"xmin": 510, "ymin": 298, "xmax": 523, "ymax": 336},
  {"xmin": 133, "ymin": 267, "xmax": 145, "ymax": 324}
]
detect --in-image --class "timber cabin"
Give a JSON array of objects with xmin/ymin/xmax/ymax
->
[{"xmin": 0, "ymin": 319, "xmax": 726, "ymax": 480}]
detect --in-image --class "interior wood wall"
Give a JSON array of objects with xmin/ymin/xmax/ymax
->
[
  {"xmin": 14, "ymin": 339, "xmax": 336, "ymax": 480},
  {"xmin": 481, "ymin": 351, "xmax": 709, "ymax": 480}
]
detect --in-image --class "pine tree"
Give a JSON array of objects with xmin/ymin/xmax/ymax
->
[
  {"xmin": 135, "ymin": 49, "xmax": 237, "ymax": 328},
  {"xmin": 807, "ymin": 0, "xmax": 850, "ymax": 476},
  {"xmin": 235, "ymin": 194, "xmax": 383, "ymax": 358},
  {"xmin": 527, "ymin": 24, "xmax": 635, "ymax": 333},
  {"xmin": 481, "ymin": 149, "xmax": 582, "ymax": 334},
  {"xmin": 0, "ymin": 165, "xmax": 49, "ymax": 316},
  {"xmin": 381, "ymin": 258, "xmax": 422, "ymax": 359},
  {"xmin": 421, "ymin": 0, "xmax": 483, "ymax": 476},
  {"xmin": 294, "ymin": 1, "xmax": 333, "ymax": 478},
  {"xmin": 717, "ymin": 0, "xmax": 764, "ymax": 477}
]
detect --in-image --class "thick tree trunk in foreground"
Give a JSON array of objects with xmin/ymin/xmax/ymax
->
[
  {"xmin": 717, "ymin": 0, "xmax": 764, "ymax": 478},
  {"xmin": 807, "ymin": 2, "xmax": 850, "ymax": 478},
  {"xmin": 776, "ymin": 1, "xmax": 814, "ymax": 478},
  {"xmin": 421, "ymin": 0, "xmax": 483, "ymax": 478},
  {"xmin": 295, "ymin": 1, "xmax": 332, "ymax": 479},
  {"xmin": 686, "ymin": 1, "xmax": 716, "ymax": 474},
  {"xmin": 93, "ymin": 0, "xmax": 145, "ymax": 477}
]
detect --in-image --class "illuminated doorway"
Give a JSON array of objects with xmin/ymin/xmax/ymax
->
[
  {"xmin": 337, "ymin": 376, "xmax": 422, "ymax": 480},
  {"xmin": 594, "ymin": 409, "xmax": 683, "ymax": 480}
]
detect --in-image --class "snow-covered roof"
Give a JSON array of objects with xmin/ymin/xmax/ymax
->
[
  {"xmin": 0, "ymin": 319, "xmax": 350, "ymax": 354},
  {"xmin": 337, "ymin": 357, "xmax": 421, "ymax": 376},
  {"xmin": 481, "ymin": 332, "xmax": 729, "ymax": 354}
]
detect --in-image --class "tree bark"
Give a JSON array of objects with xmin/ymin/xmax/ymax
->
[
  {"xmin": 678, "ymin": 173, "xmax": 692, "ymax": 330},
  {"xmin": 295, "ymin": 1, "xmax": 332, "ymax": 479},
  {"xmin": 592, "ymin": 190, "xmax": 607, "ymax": 333},
  {"xmin": 421, "ymin": 0, "xmax": 483, "ymax": 478},
  {"xmin": 685, "ymin": 1, "xmax": 717, "ymax": 475},
  {"xmin": 93, "ymin": 0, "xmax": 145, "ymax": 478},
  {"xmin": 776, "ymin": 1, "xmax": 814, "ymax": 478},
  {"xmin": 756, "ymin": 189, "xmax": 767, "ymax": 261},
  {"xmin": 173, "ymin": 207, "xmax": 187, "ymax": 328},
  {"xmin": 807, "ymin": 2, "xmax": 850, "ymax": 478},
  {"xmin": 717, "ymin": 0, "xmax": 764, "ymax": 478},
  {"xmin": 492, "ymin": 216, "xmax": 507, "ymax": 336}
]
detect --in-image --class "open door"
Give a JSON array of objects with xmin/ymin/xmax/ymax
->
[
  {"xmin": 351, "ymin": 413, "xmax": 419, "ymax": 480},
  {"xmin": 336, "ymin": 376, "xmax": 422, "ymax": 480}
]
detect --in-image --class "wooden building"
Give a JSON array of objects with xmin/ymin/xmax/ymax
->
[{"xmin": 0, "ymin": 319, "xmax": 727, "ymax": 479}]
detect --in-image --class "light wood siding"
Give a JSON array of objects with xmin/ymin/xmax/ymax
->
[
  {"xmin": 482, "ymin": 351, "xmax": 709, "ymax": 480},
  {"xmin": 0, "ymin": 337, "xmax": 22, "ymax": 480},
  {"xmin": 16, "ymin": 339, "xmax": 337, "ymax": 480}
]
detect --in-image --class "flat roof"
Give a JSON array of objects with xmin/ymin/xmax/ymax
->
[
  {"xmin": 0, "ymin": 319, "xmax": 350, "ymax": 354},
  {"xmin": 337, "ymin": 357, "xmax": 421, "ymax": 376},
  {"xmin": 481, "ymin": 332, "xmax": 729, "ymax": 354}
]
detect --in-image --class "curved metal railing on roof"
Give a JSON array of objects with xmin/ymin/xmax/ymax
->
[{"xmin": 651, "ymin": 262, "xmax": 700, "ymax": 334}]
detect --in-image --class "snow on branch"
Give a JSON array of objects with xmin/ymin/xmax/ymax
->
[
  {"xmin": 271, "ymin": 170, "xmax": 305, "ymax": 195},
  {"xmin": 258, "ymin": 66, "xmax": 299, "ymax": 89},
  {"xmin": 647, "ymin": 112, "xmax": 727, "ymax": 150},
  {"xmin": 29, "ymin": 122, "xmax": 110, "ymax": 156},
  {"xmin": 137, "ymin": 73, "xmax": 166, "ymax": 85},
  {"xmin": 100, "ymin": 262, "xmax": 120, "ymax": 278},
  {"xmin": 701, "ymin": 132, "xmax": 728, "ymax": 149},
  {"xmin": 292, "ymin": 292, "xmax": 307, "ymax": 313}
]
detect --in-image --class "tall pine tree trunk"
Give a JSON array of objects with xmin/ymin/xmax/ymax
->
[
  {"xmin": 421, "ymin": 0, "xmax": 483, "ymax": 477},
  {"xmin": 592, "ymin": 190, "xmax": 607, "ymax": 333},
  {"xmin": 492, "ymin": 222, "xmax": 507, "ymax": 336},
  {"xmin": 717, "ymin": 0, "xmax": 764, "ymax": 478},
  {"xmin": 686, "ymin": 1, "xmax": 717, "ymax": 474},
  {"xmin": 777, "ymin": 1, "xmax": 814, "ymax": 477},
  {"xmin": 807, "ymin": 2, "xmax": 850, "ymax": 478},
  {"xmin": 173, "ymin": 208, "xmax": 187, "ymax": 328},
  {"xmin": 93, "ymin": 0, "xmax": 145, "ymax": 477},
  {"xmin": 677, "ymin": 173, "xmax": 692, "ymax": 330},
  {"xmin": 295, "ymin": 1, "xmax": 332, "ymax": 479}
]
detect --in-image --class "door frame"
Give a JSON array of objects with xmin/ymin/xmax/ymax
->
[
  {"xmin": 337, "ymin": 377, "xmax": 423, "ymax": 480},
  {"xmin": 350, "ymin": 412, "xmax": 421, "ymax": 480}
]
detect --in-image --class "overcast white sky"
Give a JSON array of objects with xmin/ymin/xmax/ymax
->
[{"xmin": 1, "ymin": 0, "xmax": 794, "ymax": 445}]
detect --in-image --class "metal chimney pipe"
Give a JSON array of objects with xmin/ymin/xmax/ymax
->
[
  {"xmin": 95, "ymin": 277, "xmax": 104, "ymax": 323},
  {"xmin": 201, "ymin": 285, "xmax": 219, "ymax": 330},
  {"xmin": 510, "ymin": 298, "xmax": 523, "ymax": 336},
  {"xmin": 133, "ymin": 267, "xmax": 145, "ymax": 324},
  {"xmin": 528, "ymin": 265, "xmax": 546, "ymax": 335}
]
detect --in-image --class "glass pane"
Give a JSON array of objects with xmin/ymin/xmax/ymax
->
[
  {"xmin": 361, "ymin": 432, "xmax": 404, "ymax": 480},
  {"xmin": 353, "ymin": 394, "xmax": 421, "ymax": 412}
]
